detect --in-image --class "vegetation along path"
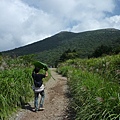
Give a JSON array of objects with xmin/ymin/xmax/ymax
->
[{"xmin": 11, "ymin": 68, "xmax": 69, "ymax": 120}]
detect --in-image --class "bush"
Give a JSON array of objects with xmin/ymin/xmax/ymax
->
[{"xmin": 57, "ymin": 54, "xmax": 120, "ymax": 120}]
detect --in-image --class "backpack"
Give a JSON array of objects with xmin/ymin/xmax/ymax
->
[
  {"xmin": 34, "ymin": 80, "xmax": 42, "ymax": 87},
  {"xmin": 33, "ymin": 74, "xmax": 42, "ymax": 87}
]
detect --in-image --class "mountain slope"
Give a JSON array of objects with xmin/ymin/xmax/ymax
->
[
  {"xmin": 3, "ymin": 31, "xmax": 76, "ymax": 55},
  {"xmin": 2, "ymin": 28, "xmax": 120, "ymax": 66}
]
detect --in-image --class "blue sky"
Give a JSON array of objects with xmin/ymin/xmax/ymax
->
[{"xmin": 0, "ymin": 0, "xmax": 120, "ymax": 51}]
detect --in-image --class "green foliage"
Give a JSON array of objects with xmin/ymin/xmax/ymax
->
[
  {"xmin": 0, "ymin": 55, "xmax": 50, "ymax": 119},
  {"xmin": 59, "ymin": 54, "xmax": 120, "ymax": 83},
  {"xmin": 33, "ymin": 61, "xmax": 48, "ymax": 71},
  {"xmin": 89, "ymin": 44, "xmax": 120, "ymax": 58},
  {"xmin": 55, "ymin": 49, "xmax": 79, "ymax": 66},
  {"xmin": 19, "ymin": 54, "xmax": 37, "ymax": 66},
  {"xmin": 59, "ymin": 49, "xmax": 78, "ymax": 61},
  {"xmin": 89, "ymin": 45, "xmax": 112, "ymax": 58},
  {"xmin": 2, "ymin": 29, "xmax": 120, "ymax": 66},
  {"xmin": 57, "ymin": 54, "xmax": 120, "ymax": 120},
  {"xmin": 0, "ymin": 57, "xmax": 33, "ymax": 119}
]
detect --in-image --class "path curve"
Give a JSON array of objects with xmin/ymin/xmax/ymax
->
[{"xmin": 12, "ymin": 68, "xmax": 69, "ymax": 120}]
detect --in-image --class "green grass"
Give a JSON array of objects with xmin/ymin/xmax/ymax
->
[
  {"xmin": 0, "ymin": 68, "xmax": 33, "ymax": 119},
  {"xmin": 0, "ymin": 56, "xmax": 50, "ymax": 119},
  {"xmin": 57, "ymin": 54, "xmax": 120, "ymax": 120}
]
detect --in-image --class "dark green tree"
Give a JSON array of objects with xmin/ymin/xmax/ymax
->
[
  {"xmin": 89, "ymin": 45, "xmax": 112, "ymax": 58},
  {"xmin": 57, "ymin": 49, "xmax": 78, "ymax": 63}
]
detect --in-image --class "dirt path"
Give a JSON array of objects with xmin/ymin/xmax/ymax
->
[{"xmin": 12, "ymin": 68, "xmax": 69, "ymax": 120}]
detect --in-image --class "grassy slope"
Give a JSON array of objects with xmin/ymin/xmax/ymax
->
[
  {"xmin": 57, "ymin": 54, "xmax": 120, "ymax": 120},
  {"xmin": 0, "ymin": 56, "xmax": 50, "ymax": 119}
]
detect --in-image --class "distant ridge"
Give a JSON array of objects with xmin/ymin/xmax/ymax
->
[{"xmin": 2, "ymin": 28, "xmax": 120, "ymax": 66}]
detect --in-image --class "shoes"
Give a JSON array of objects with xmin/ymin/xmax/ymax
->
[
  {"xmin": 34, "ymin": 108, "xmax": 38, "ymax": 112},
  {"xmin": 38, "ymin": 107, "xmax": 45, "ymax": 111},
  {"xmin": 34, "ymin": 107, "xmax": 45, "ymax": 112},
  {"xmin": 39, "ymin": 104, "xmax": 44, "ymax": 111}
]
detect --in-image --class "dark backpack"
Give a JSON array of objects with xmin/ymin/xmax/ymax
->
[
  {"xmin": 33, "ymin": 74, "xmax": 42, "ymax": 87},
  {"xmin": 34, "ymin": 80, "xmax": 42, "ymax": 87}
]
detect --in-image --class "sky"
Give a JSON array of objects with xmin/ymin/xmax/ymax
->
[{"xmin": 0, "ymin": 0, "xmax": 120, "ymax": 52}]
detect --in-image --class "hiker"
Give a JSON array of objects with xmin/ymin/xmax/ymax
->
[{"xmin": 32, "ymin": 67, "xmax": 48, "ymax": 112}]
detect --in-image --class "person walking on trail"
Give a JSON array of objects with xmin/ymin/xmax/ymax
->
[{"xmin": 32, "ymin": 67, "xmax": 48, "ymax": 112}]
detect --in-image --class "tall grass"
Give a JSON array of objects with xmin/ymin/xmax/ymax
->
[
  {"xmin": 0, "ymin": 56, "xmax": 50, "ymax": 119},
  {"xmin": 0, "ymin": 57, "xmax": 34, "ymax": 119},
  {"xmin": 57, "ymin": 54, "xmax": 120, "ymax": 120}
]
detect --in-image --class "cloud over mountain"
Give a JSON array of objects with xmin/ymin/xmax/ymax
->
[{"xmin": 0, "ymin": 0, "xmax": 120, "ymax": 51}]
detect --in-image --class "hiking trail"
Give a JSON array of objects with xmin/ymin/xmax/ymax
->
[{"xmin": 10, "ymin": 68, "xmax": 69, "ymax": 120}]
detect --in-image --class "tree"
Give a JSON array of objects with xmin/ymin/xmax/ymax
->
[
  {"xmin": 57, "ymin": 49, "xmax": 78, "ymax": 62},
  {"xmin": 89, "ymin": 45, "xmax": 112, "ymax": 58}
]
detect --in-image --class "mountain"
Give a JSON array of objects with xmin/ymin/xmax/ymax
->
[{"xmin": 2, "ymin": 28, "xmax": 120, "ymax": 66}]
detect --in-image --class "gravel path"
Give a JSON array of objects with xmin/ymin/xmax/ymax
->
[{"xmin": 10, "ymin": 68, "xmax": 69, "ymax": 120}]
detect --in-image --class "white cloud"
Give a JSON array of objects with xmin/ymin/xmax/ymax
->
[
  {"xmin": 105, "ymin": 15, "xmax": 120, "ymax": 29},
  {"xmin": 0, "ymin": 0, "xmax": 120, "ymax": 51}
]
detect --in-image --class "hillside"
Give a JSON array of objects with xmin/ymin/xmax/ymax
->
[
  {"xmin": 57, "ymin": 54, "xmax": 120, "ymax": 119},
  {"xmin": 2, "ymin": 28, "xmax": 120, "ymax": 66}
]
